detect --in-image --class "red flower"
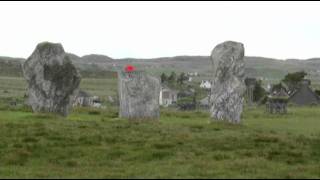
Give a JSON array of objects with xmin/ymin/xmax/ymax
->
[{"xmin": 125, "ymin": 65, "xmax": 136, "ymax": 72}]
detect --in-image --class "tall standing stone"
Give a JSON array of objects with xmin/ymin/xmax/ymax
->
[
  {"xmin": 210, "ymin": 41, "xmax": 246, "ymax": 123},
  {"xmin": 22, "ymin": 42, "xmax": 81, "ymax": 116},
  {"xmin": 118, "ymin": 70, "xmax": 160, "ymax": 120}
]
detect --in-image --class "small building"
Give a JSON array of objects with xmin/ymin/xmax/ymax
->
[
  {"xmin": 159, "ymin": 86, "xmax": 178, "ymax": 107},
  {"xmin": 266, "ymin": 96, "xmax": 288, "ymax": 114},
  {"xmin": 288, "ymin": 79, "xmax": 320, "ymax": 106},
  {"xmin": 266, "ymin": 82, "xmax": 290, "ymax": 114},
  {"xmin": 73, "ymin": 90, "xmax": 102, "ymax": 108},
  {"xmin": 200, "ymin": 80, "xmax": 212, "ymax": 89},
  {"xmin": 270, "ymin": 82, "xmax": 290, "ymax": 96},
  {"xmin": 74, "ymin": 90, "xmax": 93, "ymax": 107},
  {"xmin": 187, "ymin": 72, "xmax": 198, "ymax": 77}
]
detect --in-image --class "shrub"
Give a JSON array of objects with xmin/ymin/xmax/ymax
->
[{"xmin": 88, "ymin": 110, "xmax": 101, "ymax": 115}]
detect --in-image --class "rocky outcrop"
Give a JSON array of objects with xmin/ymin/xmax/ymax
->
[
  {"xmin": 118, "ymin": 70, "xmax": 160, "ymax": 120},
  {"xmin": 210, "ymin": 41, "xmax": 246, "ymax": 123},
  {"xmin": 22, "ymin": 42, "xmax": 81, "ymax": 116}
]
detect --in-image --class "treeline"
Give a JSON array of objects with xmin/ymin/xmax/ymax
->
[{"xmin": 160, "ymin": 72, "xmax": 189, "ymax": 86}]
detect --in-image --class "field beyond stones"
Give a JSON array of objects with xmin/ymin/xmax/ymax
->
[{"xmin": 1, "ymin": 76, "xmax": 320, "ymax": 178}]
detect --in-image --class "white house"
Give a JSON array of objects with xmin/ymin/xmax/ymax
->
[
  {"xmin": 187, "ymin": 72, "xmax": 198, "ymax": 77},
  {"xmin": 92, "ymin": 96, "xmax": 102, "ymax": 108},
  {"xmin": 266, "ymin": 83, "xmax": 272, "ymax": 92},
  {"xmin": 200, "ymin": 80, "xmax": 212, "ymax": 89},
  {"xmin": 159, "ymin": 86, "xmax": 178, "ymax": 107}
]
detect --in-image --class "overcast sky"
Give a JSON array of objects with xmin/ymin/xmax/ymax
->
[{"xmin": 0, "ymin": 1, "xmax": 320, "ymax": 60}]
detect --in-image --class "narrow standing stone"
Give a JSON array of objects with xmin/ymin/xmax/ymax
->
[{"xmin": 210, "ymin": 41, "xmax": 246, "ymax": 123}]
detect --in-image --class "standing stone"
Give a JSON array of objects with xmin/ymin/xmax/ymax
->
[
  {"xmin": 118, "ymin": 70, "xmax": 160, "ymax": 120},
  {"xmin": 22, "ymin": 42, "xmax": 81, "ymax": 116},
  {"xmin": 210, "ymin": 41, "xmax": 246, "ymax": 123}
]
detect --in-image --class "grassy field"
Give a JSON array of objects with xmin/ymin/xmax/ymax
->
[
  {"xmin": 1, "ymin": 75, "xmax": 320, "ymax": 178},
  {"xmin": 0, "ymin": 76, "xmax": 118, "ymax": 101},
  {"xmin": 0, "ymin": 106, "xmax": 320, "ymax": 178}
]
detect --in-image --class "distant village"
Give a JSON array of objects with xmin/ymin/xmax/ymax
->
[
  {"xmin": 74, "ymin": 69, "xmax": 320, "ymax": 115},
  {"xmin": 157, "ymin": 70, "xmax": 320, "ymax": 112}
]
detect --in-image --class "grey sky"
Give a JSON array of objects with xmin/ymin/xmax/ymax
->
[{"xmin": 0, "ymin": 1, "xmax": 320, "ymax": 60}]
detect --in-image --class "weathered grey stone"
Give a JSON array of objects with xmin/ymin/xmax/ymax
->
[
  {"xmin": 118, "ymin": 70, "xmax": 160, "ymax": 120},
  {"xmin": 210, "ymin": 41, "xmax": 246, "ymax": 123},
  {"xmin": 22, "ymin": 42, "xmax": 81, "ymax": 116}
]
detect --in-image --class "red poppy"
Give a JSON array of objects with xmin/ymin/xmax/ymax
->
[{"xmin": 125, "ymin": 65, "xmax": 136, "ymax": 72}]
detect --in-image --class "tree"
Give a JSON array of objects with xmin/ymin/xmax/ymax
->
[
  {"xmin": 282, "ymin": 71, "xmax": 307, "ymax": 91},
  {"xmin": 177, "ymin": 72, "xmax": 188, "ymax": 85},
  {"xmin": 283, "ymin": 71, "xmax": 307, "ymax": 83},
  {"xmin": 168, "ymin": 71, "xmax": 177, "ymax": 84},
  {"xmin": 253, "ymin": 80, "xmax": 266, "ymax": 102},
  {"xmin": 160, "ymin": 73, "xmax": 167, "ymax": 83}
]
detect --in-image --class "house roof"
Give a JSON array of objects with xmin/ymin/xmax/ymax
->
[{"xmin": 288, "ymin": 83, "xmax": 320, "ymax": 105}]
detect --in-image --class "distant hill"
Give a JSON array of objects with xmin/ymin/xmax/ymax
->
[
  {"xmin": 67, "ymin": 53, "xmax": 113, "ymax": 64},
  {"xmin": 1, "ymin": 54, "xmax": 320, "ymax": 83}
]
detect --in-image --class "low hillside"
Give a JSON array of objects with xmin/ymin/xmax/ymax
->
[
  {"xmin": 0, "ymin": 57, "xmax": 24, "ymax": 77},
  {"xmin": 1, "ymin": 54, "xmax": 320, "ymax": 84}
]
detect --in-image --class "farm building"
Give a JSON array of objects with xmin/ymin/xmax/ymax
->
[
  {"xmin": 187, "ymin": 72, "xmax": 198, "ymax": 76},
  {"xmin": 270, "ymin": 82, "xmax": 290, "ymax": 97},
  {"xmin": 200, "ymin": 80, "xmax": 212, "ymax": 89},
  {"xmin": 266, "ymin": 96, "xmax": 288, "ymax": 114},
  {"xmin": 288, "ymin": 80, "xmax": 320, "ymax": 106},
  {"xmin": 73, "ymin": 90, "xmax": 102, "ymax": 108},
  {"xmin": 266, "ymin": 82, "xmax": 290, "ymax": 114},
  {"xmin": 268, "ymin": 79, "xmax": 320, "ymax": 106}
]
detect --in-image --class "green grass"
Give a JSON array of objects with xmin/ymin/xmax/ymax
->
[
  {"xmin": 0, "ymin": 106, "xmax": 320, "ymax": 178},
  {"xmin": 80, "ymin": 78, "xmax": 118, "ymax": 99},
  {"xmin": 0, "ymin": 77, "xmax": 118, "ymax": 101},
  {"xmin": 0, "ymin": 77, "xmax": 26, "ymax": 98}
]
